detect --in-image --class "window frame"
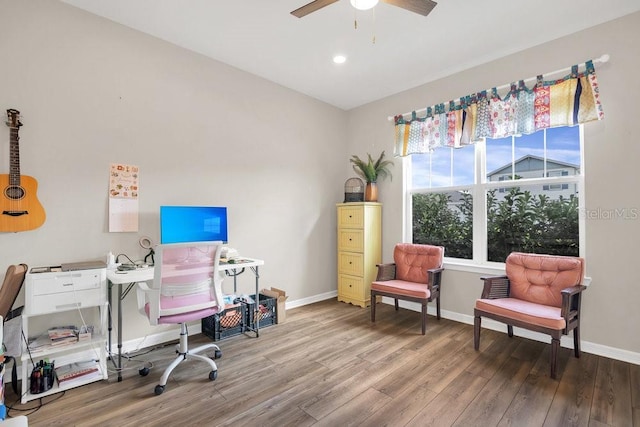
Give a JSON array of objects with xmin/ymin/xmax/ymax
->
[{"xmin": 404, "ymin": 126, "xmax": 586, "ymax": 274}]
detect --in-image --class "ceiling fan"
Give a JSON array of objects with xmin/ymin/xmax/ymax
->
[{"xmin": 291, "ymin": 0, "xmax": 437, "ymax": 18}]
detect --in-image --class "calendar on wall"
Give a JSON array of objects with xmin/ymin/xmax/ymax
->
[{"xmin": 108, "ymin": 163, "xmax": 139, "ymax": 232}]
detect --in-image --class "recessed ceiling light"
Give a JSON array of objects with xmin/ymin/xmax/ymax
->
[{"xmin": 333, "ymin": 55, "xmax": 347, "ymax": 64}]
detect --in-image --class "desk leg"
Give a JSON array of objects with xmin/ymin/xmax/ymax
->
[
  {"xmin": 224, "ymin": 266, "xmax": 261, "ymax": 338},
  {"xmin": 117, "ymin": 283, "xmax": 123, "ymax": 382},
  {"xmin": 108, "ymin": 282, "xmax": 113, "ymax": 357},
  {"xmin": 252, "ymin": 266, "xmax": 260, "ymax": 338},
  {"xmin": 233, "ymin": 273, "xmax": 237, "ymax": 294}
]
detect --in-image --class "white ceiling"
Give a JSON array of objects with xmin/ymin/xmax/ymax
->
[{"xmin": 60, "ymin": 0, "xmax": 640, "ymax": 110}]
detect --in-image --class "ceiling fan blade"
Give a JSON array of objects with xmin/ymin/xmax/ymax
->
[
  {"xmin": 291, "ymin": 0, "xmax": 340, "ymax": 18},
  {"xmin": 380, "ymin": 0, "xmax": 437, "ymax": 16}
]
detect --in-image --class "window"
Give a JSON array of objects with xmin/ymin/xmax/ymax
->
[
  {"xmin": 543, "ymin": 171, "xmax": 570, "ymax": 191},
  {"xmin": 409, "ymin": 126, "xmax": 583, "ymax": 264}
]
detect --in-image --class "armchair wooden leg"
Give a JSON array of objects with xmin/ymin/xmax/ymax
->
[
  {"xmin": 421, "ymin": 303, "xmax": 427, "ymax": 335},
  {"xmin": 474, "ymin": 315, "xmax": 481, "ymax": 350},
  {"xmin": 507, "ymin": 325, "xmax": 514, "ymax": 338},
  {"xmin": 573, "ymin": 327, "xmax": 581, "ymax": 358},
  {"xmin": 436, "ymin": 296, "xmax": 441, "ymax": 320},
  {"xmin": 371, "ymin": 291, "xmax": 376, "ymax": 323},
  {"xmin": 394, "ymin": 299, "xmax": 399, "ymax": 311},
  {"xmin": 550, "ymin": 337, "xmax": 560, "ymax": 379}
]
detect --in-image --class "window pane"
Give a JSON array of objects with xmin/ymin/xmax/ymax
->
[
  {"xmin": 486, "ymin": 185, "xmax": 579, "ymax": 262},
  {"xmin": 547, "ymin": 126, "xmax": 581, "ymax": 168},
  {"xmin": 412, "ymin": 191, "xmax": 472, "ymax": 259},
  {"xmin": 486, "ymin": 127, "xmax": 581, "ymax": 182},
  {"xmin": 411, "ymin": 145, "xmax": 475, "ymax": 189},
  {"xmin": 514, "ymin": 132, "xmax": 544, "ymax": 176},
  {"xmin": 452, "ymin": 146, "xmax": 475, "ymax": 186},
  {"xmin": 486, "ymin": 136, "xmax": 512, "ymax": 178}
]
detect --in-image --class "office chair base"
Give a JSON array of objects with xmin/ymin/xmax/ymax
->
[
  {"xmin": 152, "ymin": 340, "xmax": 221, "ymax": 395},
  {"xmin": 154, "ymin": 369, "xmax": 217, "ymax": 395}
]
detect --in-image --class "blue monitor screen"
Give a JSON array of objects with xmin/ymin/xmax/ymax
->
[{"xmin": 160, "ymin": 206, "xmax": 228, "ymax": 244}]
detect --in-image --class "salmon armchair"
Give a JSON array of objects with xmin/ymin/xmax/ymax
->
[
  {"xmin": 474, "ymin": 252, "xmax": 586, "ymax": 379},
  {"xmin": 371, "ymin": 243, "xmax": 444, "ymax": 334}
]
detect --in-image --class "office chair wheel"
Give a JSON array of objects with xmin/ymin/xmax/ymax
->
[
  {"xmin": 214, "ymin": 349, "xmax": 222, "ymax": 359},
  {"xmin": 154, "ymin": 384, "xmax": 165, "ymax": 395},
  {"xmin": 139, "ymin": 367, "xmax": 150, "ymax": 376},
  {"xmin": 209, "ymin": 370, "xmax": 218, "ymax": 381}
]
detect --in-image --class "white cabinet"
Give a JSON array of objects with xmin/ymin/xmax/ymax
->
[{"xmin": 21, "ymin": 268, "xmax": 108, "ymax": 403}]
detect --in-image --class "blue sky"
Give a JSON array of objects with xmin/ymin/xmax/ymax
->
[{"xmin": 411, "ymin": 126, "xmax": 581, "ymax": 189}]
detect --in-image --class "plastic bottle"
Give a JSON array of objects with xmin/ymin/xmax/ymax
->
[{"xmin": 107, "ymin": 252, "xmax": 116, "ymax": 269}]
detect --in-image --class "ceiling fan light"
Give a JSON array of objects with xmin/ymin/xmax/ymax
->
[
  {"xmin": 333, "ymin": 55, "xmax": 347, "ymax": 64},
  {"xmin": 350, "ymin": 0, "xmax": 379, "ymax": 11}
]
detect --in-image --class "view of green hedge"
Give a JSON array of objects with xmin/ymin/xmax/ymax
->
[{"xmin": 413, "ymin": 187, "xmax": 579, "ymax": 261}]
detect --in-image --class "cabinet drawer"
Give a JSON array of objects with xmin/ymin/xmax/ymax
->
[
  {"xmin": 338, "ymin": 275, "xmax": 363, "ymax": 299},
  {"xmin": 338, "ymin": 252, "xmax": 363, "ymax": 276},
  {"xmin": 338, "ymin": 229, "xmax": 364, "ymax": 252},
  {"xmin": 337, "ymin": 207, "xmax": 364, "ymax": 228}
]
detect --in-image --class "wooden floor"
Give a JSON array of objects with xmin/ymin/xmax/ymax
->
[{"xmin": 5, "ymin": 299, "xmax": 640, "ymax": 426}]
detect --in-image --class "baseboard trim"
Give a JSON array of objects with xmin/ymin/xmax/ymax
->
[{"xmin": 285, "ymin": 290, "xmax": 338, "ymax": 310}]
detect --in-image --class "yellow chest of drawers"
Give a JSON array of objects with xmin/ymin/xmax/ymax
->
[{"xmin": 336, "ymin": 202, "xmax": 381, "ymax": 307}]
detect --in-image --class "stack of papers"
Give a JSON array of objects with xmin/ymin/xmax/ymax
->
[
  {"xmin": 48, "ymin": 326, "xmax": 78, "ymax": 346},
  {"xmin": 56, "ymin": 361, "xmax": 101, "ymax": 387}
]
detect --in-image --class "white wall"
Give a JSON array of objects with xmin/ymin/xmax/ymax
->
[
  {"xmin": 347, "ymin": 12, "xmax": 640, "ymax": 360},
  {"xmin": 0, "ymin": 0, "xmax": 347, "ymax": 342}
]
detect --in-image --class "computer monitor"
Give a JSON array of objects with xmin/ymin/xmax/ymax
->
[{"xmin": 160, "ymin": 206, "xmax": 228, "ymax": 244}]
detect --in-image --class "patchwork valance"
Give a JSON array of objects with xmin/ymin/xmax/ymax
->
[{"xmin": 392, "ymin": 58, "xmax": 606, "ymax": 157}]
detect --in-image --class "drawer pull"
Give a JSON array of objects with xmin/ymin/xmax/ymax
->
[
  {"xmin": 56, "ymin": 303, "xmax": 81, "ymax": 310},
  {"xmin": 62, "ymin": 283, "xmax": 74, "ymax": 287}
]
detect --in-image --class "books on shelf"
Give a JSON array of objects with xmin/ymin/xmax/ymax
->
[
  {"xmin": 27, "ymin": 334, "xmax": 51, "ymax": 354},
  {"xmin": 48, "ymin": 326, "xmax": 78, "ymax": 346},
  {"xmin": 55, "ymin": 361, "xmax": 101, "ymax": 387}
]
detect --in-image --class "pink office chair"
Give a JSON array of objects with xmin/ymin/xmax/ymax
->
[{"xmin": 136, "ymin": 241, "xmax": 225, "ymax": 395}]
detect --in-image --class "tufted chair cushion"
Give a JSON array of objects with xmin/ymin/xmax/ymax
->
[
  {"xmin": 505, "ymin": 252, "xmax": 584, "ymax": 308},
  {"xmin": 394, "ymin": 243, "xmax": 444, "ymax": 284}
]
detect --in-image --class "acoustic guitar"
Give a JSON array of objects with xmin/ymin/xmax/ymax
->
[{"xmin": 0, "ymin": 109, "xmax": 45, "ymax": 232}]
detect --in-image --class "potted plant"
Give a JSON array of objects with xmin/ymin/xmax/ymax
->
[{"xmin": 349, "ymin": 151, "xmax": 393, "ymax": 202}]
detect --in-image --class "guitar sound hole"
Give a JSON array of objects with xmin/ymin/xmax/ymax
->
[{"xmin": 4, "ymin": 186, "xmax": 25, "ymax": 200}]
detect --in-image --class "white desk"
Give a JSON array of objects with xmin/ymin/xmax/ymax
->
[{"xmin": 106, "ymin": 258, "xmax": 264, "ymax": 382}]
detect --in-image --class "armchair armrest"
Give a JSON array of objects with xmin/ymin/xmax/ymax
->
[
  {"xmin": 376, "ymin": 263, "xmax": 396, "ymax": 281},
  {"xmin": 479, "ymin": 275, "xmax": 510, "ymax": 299},
  {"xmin": 561, "ymin": 284, "xmax": 587, "ymax": 297},
  {"xmin": 427, "ymin": 267, "xmax": 444, "ymax": 292},
  {"xmin": 560, "ymin": 284, "xmax": 587, "ymax": 329}
]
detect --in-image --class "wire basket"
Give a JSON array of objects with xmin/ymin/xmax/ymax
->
[{"xmin": 344, "ymin": 177, "xmax": 364, "ymax": 202}]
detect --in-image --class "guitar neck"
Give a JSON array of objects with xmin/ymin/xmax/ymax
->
[{"xmin": 9, "ymin": 126, "xmax": 21, "ymax": 186}]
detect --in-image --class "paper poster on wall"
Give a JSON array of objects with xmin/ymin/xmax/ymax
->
[{"xmin": 108, "ymin": 163, "xmax": 139, "ymax": 232}]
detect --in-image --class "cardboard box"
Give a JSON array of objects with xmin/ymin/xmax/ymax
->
[{"xmin": 260, "ymin": 287, "xmax": 288, "ymax": 323}]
